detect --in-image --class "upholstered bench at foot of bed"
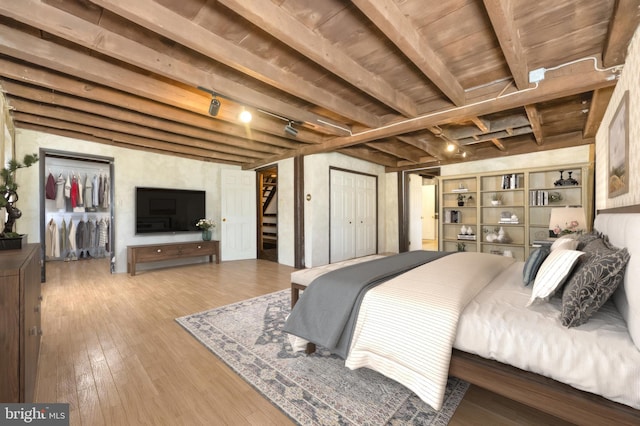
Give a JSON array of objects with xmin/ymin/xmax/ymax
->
[
  {"xmin": 289, "ymin": 254, "xmax": 388, "ymax": 354},
  {"xmin": 290, "ymin": 254, "xmax": 388, "ymax": 308}
]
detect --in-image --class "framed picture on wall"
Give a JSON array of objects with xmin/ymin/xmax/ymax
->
[{"xmin": 608, "ymin": 91, "xmax": 629, "ymax": 198}]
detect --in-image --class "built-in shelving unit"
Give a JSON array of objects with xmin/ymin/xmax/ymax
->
[{"xmin": 439, "ymin": 163, "xmax": 593, "ymax": 261}]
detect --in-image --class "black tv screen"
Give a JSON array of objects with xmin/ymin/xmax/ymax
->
[{"xmin": 135, "ymin": 187, "xmax": 205, "ymax": 234}]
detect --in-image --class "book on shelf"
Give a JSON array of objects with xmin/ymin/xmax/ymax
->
[
  {"xmin": 444, "ymin": 209, "xmax": 461, "ymax": 223},
  {"xmin": 451, "ymin": 188, "xmax": 469, "ymax": 193},
  {"xmin": 501, "ymin": 173, "xmax": 520, "ymax": 189},
  {"xmin": 530, "ymin": 190, "xmax": 550, "ymax": 206},
  {"xmin": 457, "ymin": 234, "xmax": 477, "ymax": 240}
]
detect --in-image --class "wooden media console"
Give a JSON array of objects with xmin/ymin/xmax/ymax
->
[{"xmin": 127, "ymin": 240, "xmax": 220, "ymax": 276}]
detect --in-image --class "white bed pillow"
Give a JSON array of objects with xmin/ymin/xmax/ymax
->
[
  {"xmin": 550, "ymin": 235, "xmax": 579, "ymax": 251},
  {"xmin": 526, "ymin": 249, "xmax": 583, "ymax": 307}
]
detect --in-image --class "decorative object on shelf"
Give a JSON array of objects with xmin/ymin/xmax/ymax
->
[
  {"xmin": 490, "ymin": 193, "xmax": 502, "ymax": 206},
  {"xmin": 196, "ymin": 218, "xmax": 216, "ymax": 241},
  {"xmin": 0, "ymin": 153, "xmax": 39, "ymax": 249},
  {"xmin": 548, "ymin": 206, "xmax": 586, "ymax": 237},
  {"xmin": 456, "ymin": 242, "xmax": 466, "ymax": 252},
  {"xmin": 484, "ymin": 227, "xmax": 498, "ymax": 242},
  {"xmin": 549, "ymin": 191, "xmax": 562, "ymax": 203},
  {"xmin": 452, "ymin": 183, "xmax": 468, "ymax": 193},
  {"xmin": 499, "ymin": 211, "xmax": 519, "ymax": 224},
  {"xmin": 457, "ymin": 194, "xmax": 472, "ymax": 206},
  {"xmin": 458, "ymin": 226, "xmax": 476, "ymax": 240},
  {"xmin": 554, "ymin": 170, "xmax": 579, "ymax": 186}
]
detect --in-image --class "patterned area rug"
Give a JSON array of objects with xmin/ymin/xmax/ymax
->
[{"xmin": 176, "ymin": 290, "xmax": 468, "ymax": 425}]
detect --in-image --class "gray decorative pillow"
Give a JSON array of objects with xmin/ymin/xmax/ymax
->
[
  {"xmin": 560, "ymin": 248, "xmax": 630, "ymax": 327},
  {"xmin": 523, "ymin": 246, "xmax": 550, "ymax": 286}
]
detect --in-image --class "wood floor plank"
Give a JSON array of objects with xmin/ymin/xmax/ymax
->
[{"xmin": 35, "ymin": 258, "xmax": 575, "ymax": 425}]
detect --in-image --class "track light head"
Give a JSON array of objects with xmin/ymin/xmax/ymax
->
[
  {"xmin": 284, "ymin": 121, "xmax": 298, "ymax": 137},
  {"xmin": 208, "ymin": 97, "xmax": 221, "ymax": 116}
]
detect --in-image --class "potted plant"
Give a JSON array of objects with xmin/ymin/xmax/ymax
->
[
  {"xmin": 0, "ymin": 153, "xmax": 38, "ymax": 249},
  {"xmin": 457, "ymin": 194, "xmax": 472, "ymax": 206},
  {"xmin": 491, "ymin": 193, "xmax": 502, "ymax": 206}
]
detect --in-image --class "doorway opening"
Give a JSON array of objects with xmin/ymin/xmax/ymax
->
[
  {"xmin": 400, "ymin": 169, "xmax": 440, "ymax": 252},
  {"xmin": 257, "ymin": 166, "xmax": 278, "ymax": 262}
]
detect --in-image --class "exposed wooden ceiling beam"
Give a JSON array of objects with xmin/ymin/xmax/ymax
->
[
  {"xmin": 2, "ymin": 80, "xmax": 284, "ymax": 156},
  {"xmin": 490, "ymin": 138, "xmax": 506, "ymax": 151},
  {"xmin": 88, "ymin": 0, "xmax": 378, "ymax": 130},
  {"xmin": 338, "ymin": 147, "xmax": 399, "ymax": 168},
  {"xmin": 0, "ymin": 0, "xmax": 338, "ymax": 139},
  {"xmin": 483, "ymin": 0, "xmax": 530, "ymax": 90},
  {"xmin": 602, "ymin": 0, "xmax": 640, "ymax": 67},
  {"xmin": 351, "ymin": 0, "xmax": 465, "ymax": 106},
  {"xmin": 583, "ymin": 86, "xmax": 615, "ymax": 138},
  {"xmin": 17, "ymin": 122, "xmax": 221, "ymax": 163},
  {"xmin": 364, "ymin": 140, "xmax": 421, "ymax": 163},
  {"xmin": 0, "ymin": 58, "xmax": 300, "ymax": 150},
  {"xmin": 9, "ymin": 100, "xmax": 260, "ymax": 162},
  {"xmin": 14, "ymin": 114, "xmax": 245, "ymax": 164},
  {"xmin": 0, "ymin": 21, "xmax": 326, "ymax": 143},
  {"xmin": 244, "ymin": 61, "xmax": 617, "ymax": 169},
  {"xmin": 217, "ymin": 0, "xmax": 417, "ymax": 117},
  {"xmin": 524, "ymin": 105, "xmax": 544, "ymax": 145}
]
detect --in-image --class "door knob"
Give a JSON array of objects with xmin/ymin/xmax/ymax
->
[{"xmin": 223, "ymin": 218, "xmax": 226, "ymax": 222}]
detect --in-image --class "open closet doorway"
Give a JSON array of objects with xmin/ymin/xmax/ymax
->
[
  {"xmin": 257, "ymin": 166, "xmax": 278, "ymax": 262},
  {"xmin": 401, "ymin": 169, "xmax": 439, "ymax": 252}
]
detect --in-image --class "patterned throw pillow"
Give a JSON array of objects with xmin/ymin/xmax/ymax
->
[
  {"xmin": 526, "ymin": 249, "xmax": 583, "ymax": 307},
  {"xmin": 575, "ymin": 231, "xmax": 603, "ymax": 251},
  {"xmin": 561, "ymin": 247, "xmax": 630, "ymax": 327},
  {"xmin": 523, "ymin": 246, "xmax": 550, "ymax": 286}
]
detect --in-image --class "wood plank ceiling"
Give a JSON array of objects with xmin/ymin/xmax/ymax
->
[{"xmin": 1, "ymin": 0, "xmax": 639, "ymax": 172}]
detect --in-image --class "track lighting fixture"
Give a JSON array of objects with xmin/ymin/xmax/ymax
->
[
  {"xmin": 284, "ymin": 121, "xmax": 298, "ymax": 137},
  {"xmin": 208, "ymin": 96, "xmax": 221, "ymax": 117}
]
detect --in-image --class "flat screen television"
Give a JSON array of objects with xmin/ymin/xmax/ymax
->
[{"xmin": 135, "ymin": 187, "xmax": 205, "ymax": 234}]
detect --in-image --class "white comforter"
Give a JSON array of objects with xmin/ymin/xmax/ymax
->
[
  {"xmin": 455, "ymin": 260, "xmax": 640, "ymax": 409},
  {"xmin": 344, "ymin": 252, "xmax": 516, "ymax": 410}
]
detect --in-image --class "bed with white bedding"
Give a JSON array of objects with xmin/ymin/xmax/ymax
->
[{"xmin": 285, "ymin": 208, "xmax": 640, "ymax": 425}]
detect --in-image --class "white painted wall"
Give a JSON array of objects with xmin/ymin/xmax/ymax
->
[{"xmin": 595, "ymin": 25, "xmax": 640, "ymax": 210}]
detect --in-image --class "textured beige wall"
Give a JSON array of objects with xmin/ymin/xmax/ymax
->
[
  {"xmin": 595, "ymin": 25, "xmax": 640, "ymax": 210},
  {"xmin": 15, "ymin": 129, "xmax": 237, "ymax": 273},
  {"xmin": 304, "ymin": 152, "xmax": 387, "ymax": 267}
]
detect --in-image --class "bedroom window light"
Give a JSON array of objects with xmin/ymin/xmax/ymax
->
[{"xmin": 549, "ymin": 206, "xmax": 587, "ymax": 237}]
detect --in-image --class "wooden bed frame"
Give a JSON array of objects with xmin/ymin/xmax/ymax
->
[{"xmin": 290, "ymin": 206, "xmax": 640, "ymax": 425}]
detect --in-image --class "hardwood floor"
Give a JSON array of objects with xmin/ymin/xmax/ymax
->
[{"xmin": 35, "ymin": 258, "xmax": 574, "ymax": 425}]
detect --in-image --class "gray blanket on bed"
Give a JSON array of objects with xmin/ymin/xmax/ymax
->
[{"xmin": 283, "ymin": 250, "xmax": 450, "ymax": 358}]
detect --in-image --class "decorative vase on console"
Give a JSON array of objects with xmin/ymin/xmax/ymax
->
[{"xmin": 196, "ymin": 218, "xmax": 216, "ymax": 241}]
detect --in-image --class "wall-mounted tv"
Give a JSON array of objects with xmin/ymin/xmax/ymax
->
[{"xmin": 135, "ymin": 187, "xmax": 205, "ymax": 234}]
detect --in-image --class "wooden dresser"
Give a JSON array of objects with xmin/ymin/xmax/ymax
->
[
  {"xmin": 127, "ymin": 240, "xmax": 220, "ymax": 276},
  {"xmin": 0, "ymin": 243, "xmax": 42, "ymax": 402}
]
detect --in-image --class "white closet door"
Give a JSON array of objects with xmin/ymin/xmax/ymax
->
[
  {"xmin": 330, "ymin": 170, "xmax": 356, "ymax": 263},
  {"xmin": 355, "ymin": 173, "xmax": 376, "ymax": 257},
  {"xmin": 330, "ymin": 170, "xmax": 376, "ymax": 263},
  {"xmin": 221, "ymin": 169, "xmax": 257, "ymax": 261}
]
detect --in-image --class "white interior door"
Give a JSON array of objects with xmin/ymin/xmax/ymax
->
[
  {"xmin": 355, "ymin": 174, "xmax": 376, "ymax": 257},
  {"xmin": 330, "ymin": 170, "xmax": 355, "ymax": 263},
  {"xmin": 408, "ymin": 174, "xmax": 423, "ymax": 251},
  {"xmin": 422, "ymin": 184, "xmax": 436, "ymax": 240},
  {"xmin": 221, "ymin": 169, "xmax": 256, "ymax": 261}
]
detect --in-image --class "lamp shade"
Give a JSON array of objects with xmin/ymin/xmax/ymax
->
[{"xmin": 548, "ymin": 206, "xmax": 587, "ymax": 237}]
